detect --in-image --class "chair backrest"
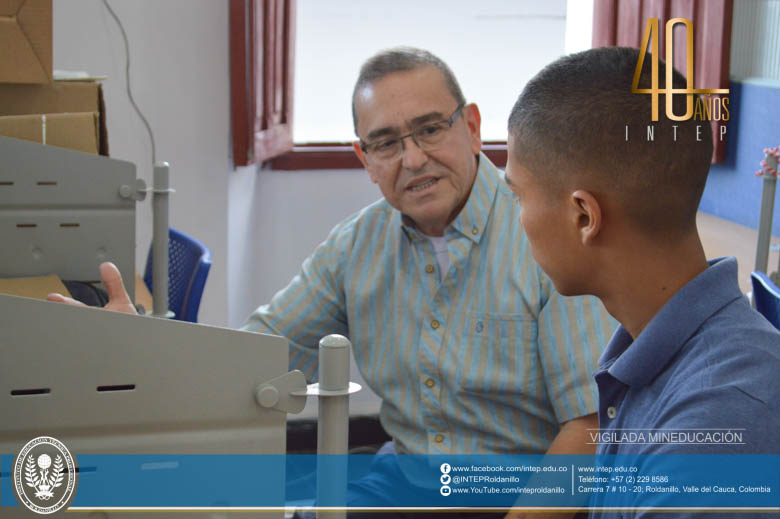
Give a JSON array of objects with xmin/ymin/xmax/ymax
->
[
  {"xmin": 751, "ymin": 271, "xmax": 780, "ymax": 331},
  {"xmin": 144, "ymin": 228, "xmax": 211, "ymax": 322}
]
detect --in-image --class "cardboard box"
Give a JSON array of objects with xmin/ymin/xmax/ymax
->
[
  {"xmin": 0, "ymin": 0, "xmax": 52, "ymax": 84},
  {"xmin": 0, "ymin": 274, "xmax": 71, "ymax": 300},
  {"xmin": 0, "ymin": 274, "xmax": 151, "ymax": 308},
  {"xmin": 0, "ymin": 80, "xmax": 109, "ymax": 155},
  {"xmin": 0, "ymin": 112, "xmax": 100, "ymax": 154}
]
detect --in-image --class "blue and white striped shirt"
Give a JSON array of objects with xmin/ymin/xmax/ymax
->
[{"xmin": 243, "ymin": 153, "xmax": 616, "ymax": 455}]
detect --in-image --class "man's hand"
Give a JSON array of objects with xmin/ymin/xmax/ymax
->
[{"xmin": 47, "ymin": 262, "xmax": 138, "ymax": 315}]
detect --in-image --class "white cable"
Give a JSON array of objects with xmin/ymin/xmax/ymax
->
[{"xmin": 101, "ymin": 0, "xmax": 157, "ymax": 164}]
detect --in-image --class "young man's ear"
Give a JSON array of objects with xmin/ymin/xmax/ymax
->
[
  {"xmin": 353, "ymin": 141, "xmax": 378, "ymax": 183},
  {"xmin": 571, "ymin": 190, "xmax": 602, "ymax": 246},
  {"xmin": 463, "ymin": 103, "xmax": 482, "ymax": 155}
]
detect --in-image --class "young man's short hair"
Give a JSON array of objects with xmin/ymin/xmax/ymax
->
[{"xmin": 509, "ymin": 46, "xmax": 714, "ymax": 236}]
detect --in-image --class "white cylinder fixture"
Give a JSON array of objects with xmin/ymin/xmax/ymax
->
[
  {"xmin": 755, "ymin": 153, "xmax": 779, "ymax": 275},
  {"xmin": 151, "ymin": 162, "xmax": 170, "ymax": 318},
  {"xmin": 316, "ymin": 334, "xmax": 350, "ymax": 519}
]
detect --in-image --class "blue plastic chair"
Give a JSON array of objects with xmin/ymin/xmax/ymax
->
[
  {"xmin": 143, "ymin": 228, "xmax": 211, "ymax": 323},
  {"xmin": 751, "ymin": 271, "xmax": 780, "ymax": 331}
]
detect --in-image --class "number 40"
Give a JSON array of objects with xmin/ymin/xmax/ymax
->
[{"xmin": 631, "ymin": 18, "xmax": 728, "ymax": 122}]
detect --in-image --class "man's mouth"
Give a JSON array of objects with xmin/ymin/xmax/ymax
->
[{"xmin": 407, "ymin": 178, "xmax": 438, "ymax": 192}]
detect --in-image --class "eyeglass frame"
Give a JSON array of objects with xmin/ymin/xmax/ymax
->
[{"xmin": 358, "ymin": 103, "xmax": 467, "ymax": 160}]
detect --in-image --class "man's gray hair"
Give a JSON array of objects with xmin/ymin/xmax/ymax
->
[{"xmin": 351, "ymin": 47, "xmax": 466, "ymax": 136}]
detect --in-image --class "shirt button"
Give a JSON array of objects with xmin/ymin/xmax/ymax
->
[
  {"xmin": 471, "ymin": 227, "xmax": 478, "ymax": 235},
  {"xmin": 431, "ymin": 320, "xmax": 440, "ymax": 329},
  {"xmin": 606, "ymin": 406, "xmax": 617, "ymax": 419},
  {"xmin": 425, "ymin": 264, "xmax": 435, "ymax": 274},
  {"xmin": 475, "ymin": 321, "xmax": 484, "ymax": 333},
  {"xmin": 434, "ymin": 434, "xmax": 444, "ymax": 443},
  {"xmin": 425, "ymin": 378, "xmax": 435, "ymax": 388}
]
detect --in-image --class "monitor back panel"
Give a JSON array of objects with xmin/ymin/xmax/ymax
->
[
  {"xmin": 0, "ymin": 294, "xmax": 290, "ymax": 518},
  {"xmin": 0, "ymin": 136, "xmax": 138, "ymax": 300}
]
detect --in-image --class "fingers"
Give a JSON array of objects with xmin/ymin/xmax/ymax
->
[
  {"xmin": 46, "ymin": 263, "xmax": 138, "ymax": 316},
  {"xmin": 100, "ymin": 261, "xmax": 133, "ymax": 306},
  {"xmin": 46, "ymin": 293, "xmax": 87, "ymax": 307}
]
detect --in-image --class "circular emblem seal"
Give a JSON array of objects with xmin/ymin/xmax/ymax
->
[{"xmin": 13, "ymin": 436, "xmax": 78, "ymax": 515}]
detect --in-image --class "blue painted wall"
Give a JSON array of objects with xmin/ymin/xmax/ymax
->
[{"xmin": 700, "ymin": 81, "xmax": 780, "ymax": 234}]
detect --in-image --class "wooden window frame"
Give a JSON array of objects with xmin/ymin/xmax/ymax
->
[
  {"xmin": 231, "ymin": 0, "xmax": 517, "ymax": 170},
  {"xmin": 232, "ymin": 2, "xmax": 731, "ymax": 170},
  {"xmin": 230, "ymin": 0, "xmax": 295, "ymax": 167}
]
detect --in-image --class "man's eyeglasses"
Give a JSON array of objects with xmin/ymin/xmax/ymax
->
[{"xmin": 359, "ymin": 103, "xmax": 466, "ymax": 162}]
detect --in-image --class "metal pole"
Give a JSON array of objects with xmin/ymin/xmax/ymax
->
[
  {"xmin": 755, "ymin": 154, "xmax": 779, "ymax": 275},
  {"xmin": 152, "ymin": 162, "xmax": 170, "ymax": 318},
  {"xmin": 316, "ymin": 334, "xmax": 350, "ymax": 519}
]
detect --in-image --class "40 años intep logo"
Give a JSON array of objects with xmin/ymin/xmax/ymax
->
[
  {"xmin": 632, "ymin": 17, "xmax": 730, "ymax": 123},
  {"xmin": 13, "ymin": 436, "xmax": 78, "ymax": 514}
]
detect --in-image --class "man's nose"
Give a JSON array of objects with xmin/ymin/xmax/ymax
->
[{"xmin": 400, "ymin": 136, "xmax": 428, "ymax": 171}]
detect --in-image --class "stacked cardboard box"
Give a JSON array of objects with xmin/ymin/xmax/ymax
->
[
  {"xmin": 0, "ymin": 80, "xmax": 109, "ymax": 155},
  {"xmin": 0, "ymin": 0, "xmax": 108, "ymax": 155}
]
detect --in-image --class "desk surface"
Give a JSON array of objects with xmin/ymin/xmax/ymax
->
[
  {"xmin": 0, "ymin": 273, "xmax": 154, "ymax": 311},
  {"xmin": 134, "ymin": 273, "xmax": 153, "ymax": 312}
]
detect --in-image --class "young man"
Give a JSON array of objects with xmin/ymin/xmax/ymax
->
[{"xmin": 505, "ymin": 46, "xmax": 780, "ymax": 518}]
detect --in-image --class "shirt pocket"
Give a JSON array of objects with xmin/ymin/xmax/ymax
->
[{"xmin": 455, "ymin": 312, "xmax": 539, "ymax": 403}]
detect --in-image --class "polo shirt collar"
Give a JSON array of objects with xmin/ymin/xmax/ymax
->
[
  {"xmin": 598, "ymin": 257, "xmax": 744, "ymax": 387},
  {"xmin": 400, "ymin": 152, "xmax": 498, "ymax": 244}
]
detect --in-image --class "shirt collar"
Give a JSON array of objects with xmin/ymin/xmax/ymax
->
[
  {"xmin": 400, "ymin": 152, "xmax": 499, "ymax": 244},
  {"xmin": 598, "ymin": 257, "xmax": 744, "ymax": 387}
]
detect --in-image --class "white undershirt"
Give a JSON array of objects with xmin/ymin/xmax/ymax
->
[{"xmin": 424, "ymin": 234, "xmax": 451, "ymax": 279}]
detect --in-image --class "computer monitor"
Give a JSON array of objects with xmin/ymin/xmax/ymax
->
[
  {"xmin": 0, "ymin": 294, "xmax": 290, "ymax": 518},
  {"xmin": 0, "ymin": 136, "xmax": 138, "ymax": 301}
]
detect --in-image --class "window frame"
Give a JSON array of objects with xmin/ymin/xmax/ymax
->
[
  {"xmin": 233, "ymin": 2, "xmax": 732, "ymax": 170},
  {"xmin": 230, "ymin": 0, "xmax": 295, "ymax": 167}
]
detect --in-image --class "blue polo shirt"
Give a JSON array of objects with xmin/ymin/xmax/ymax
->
[
  {"xmin": 589, "ymin": 258, "xmax": 780, "ymax": 518},
  {"xmin": 594, "ymin": 257, "xmax": 780, "ymax": 456}
]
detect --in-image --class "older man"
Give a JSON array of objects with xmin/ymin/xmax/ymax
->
[
  {"xmin": 51, "ymin": 48, "xmax": 614, "ymax": 513},
  {"xmin": 242, "ymin": 48, "xmax": 613, "ymax": 460}
]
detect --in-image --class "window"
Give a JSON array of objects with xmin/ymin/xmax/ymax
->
[
  {"xmin": 730, "ymin": 0, "xmax": 780, "ymax": 83},
  {"xmin": 230, "ymin": 0, "xmax": 295, "ymax": 167},
  {"xmin": 294, "ymin": 0, "xmax": 569, "ymax": 143},
  {"xmin": 231, "ymin": 0, "xmax": 591, "ymax": 169}
]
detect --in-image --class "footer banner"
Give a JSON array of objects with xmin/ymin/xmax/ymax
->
[{"xmin": 2, "ymin": 453, "xmax": 779, "ymax": 511}]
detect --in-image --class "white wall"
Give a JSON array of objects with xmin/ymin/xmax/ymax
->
[
  {"xmin": 227, "ymin": 167, "xmax": 382, "ymax": 328},
  {"xmin": 53, "ymin": 0, "xmax": 231, "ymax": 325},
  {"xmin": 730, "ymin": 0, "xmax": 780, "ymax": 82},
  {"xmin": 53, "ymin": 0, "xmax": 384, "ymax": 328},
  {"xmin": 54, "ymin": 0, "xmax": 384, "ymax": 415},
  {"xmin": 228, "ymin": 167, "xmax": 384, "ymax": 417}
]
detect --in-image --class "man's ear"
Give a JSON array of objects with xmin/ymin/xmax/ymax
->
[
  {"xmin": 463, "ymin": 103, "xmax": 482, "ymax": 155},
  {"xmin": 353, "ymin": 141, "xmax": 378, "ymax": 183},
  {"xmin": 571, "ymin": 190, "xmax": 602, "ymax": 246}
]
